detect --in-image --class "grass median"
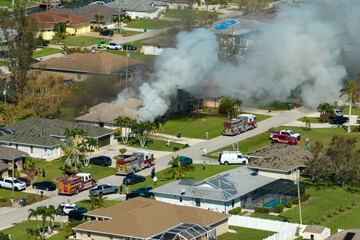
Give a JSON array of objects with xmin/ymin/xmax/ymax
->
[
  {"xmin": 49, "ymin": 36, "xmax": 106, "ymax": 46},
  {"xmin": 32, "ymin": 48, "xmax": 63, "ymax": 59},
  {"xmin": 124, "ymin": 138, "xmax": 185, "ymax": 152},
  {"xmin": 125, "ymin": 19, "xmax": 177, "ymax": 29}
]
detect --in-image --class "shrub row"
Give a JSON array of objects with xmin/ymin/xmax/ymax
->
[
  {"xmin": 293, "ymin": 193, "xmax": 311, "ymax": 205},
  {"xmin": 228, "ymin": 207, "xmax": 242, "ymax": 215},
  {"xmin": 274, "ymin": 204, "xmax": 284, "ymax": 213},
  {"xmin": 286, "ymin": 200, "xmax": 293, "ymax": 208},
  {"xmin": 255, "ymin": 207, "xmax": 270, "ymax": 214}
]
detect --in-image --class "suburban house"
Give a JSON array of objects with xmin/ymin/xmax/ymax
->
[
  {"xmin": 29, "ymin": 11, "xmax": 91, "ymax": 40},
  {"xmin": 105, "ymin": 0, "xmax": 162, "ymax": 19},
  {"xmin": 246, "ymin": 144, "xmax": 312, "ymax": 180},
  {"xmin": 327, "ymin": 229, "xmax": 360, "ymax": 240},
  {"xmin": 302, "ymin": 226, "xmax": 331, "ymax": 240},
  {"xmin": 31, "ymin": 51, "xmax": 145, "ymax": 81},
  {"xmin": 0, "ymin": 118, "xmax": 115, "ymax": 160},
  {"xmin": 151, "ymin": 167, "xmax": 304, "ymax": 213},
  {"xmin": 162, "ymin": 0, "xmax": 194, "ymax": 9},
  {"xmin": 141, "ymin": 35, "xmax": 177, "ymax": 55},
  {"xmin": 0, "ymin": 145, "xmax": 28, "ymax": 178},
  {"xmin": 76, "ymin": 98, "xmax": 142, "ymax": 129},
  {"xmin": 50, "ymin": 4, "xmax": 126, "ymax": 29},
  {"xmin": 73, "ymin": 197, "xmax": 229, "ymax": 239}
]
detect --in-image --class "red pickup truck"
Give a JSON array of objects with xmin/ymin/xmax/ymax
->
[{"xmin": 271, "ymin": 134, "xmax": 298, "ymax": 145}]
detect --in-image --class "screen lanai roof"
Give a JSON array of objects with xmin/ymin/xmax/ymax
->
[{"xmin": 148, "ymin": 223, "xmax": 214, "ymax": 240}]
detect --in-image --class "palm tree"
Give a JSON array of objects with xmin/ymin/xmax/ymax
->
[
  {"xmin": 232, "ymin": 97, "xmax": 243, "ymax": 115},
  {"xmin": 95, "ymin": 195, "xmax": 107, "ymax": 209},
  {"xmin": 99, "ymin": 14, "xmax": 104, "ymax": 28},
  {"xmin": 340, "ymin": 79, "xmax": 357, "ymax": 132},
  {"xmin": 95, "ymin": 14, "xmax": 100, "ymax": 28},
  {"xmin": 61, "ymin": 136, "xmax": 84, "ymax": 174},
  {"xmin": 84, "ymin": 195, "xmax": 107, "ymax": 210},
  {"xmin": 26, "ymin": 227, "xmax": 40, "ymax": 240},
  {"xmin": 0, "ymin": 233, "xmax": 9, "ymax": 240},
  {"xmin": 165, "ymin": 156, "xmax": 195, "ymax": 180},
  {"xmin": 114, "ymin": 116, "xmax": 135, "ymax": 144},
  {"xmin": 28, "ymin": 208, "xmax": 41, "ymax": 233},
  {"xmin": 64, "ymin": 128, "xmax": 87, "ymax": 138},
  {"xmin": 301, "ymin": 116, "xmax": 311, "ymax": 130},
  {"xmin": 47, "ymin": 205, "xmax": 59, "ymax": 228},
  {"xmin": 134, "ymin": 121, "xmax": 155, "ymax": 148},
  {"xmin": 35, "ymin": 206, "xmax": 48, "ymax": 238},
  {"xmin": 81, "ymin": 138, "xmax": 100, "ymax": 167}
]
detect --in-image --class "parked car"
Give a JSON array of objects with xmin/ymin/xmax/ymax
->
[
  {"xmin": 269, "ymin": 130, "xmax": 301, "ymax": 140},
  {"xmin": 32, "ymin": 181, "xmax": 57, "ymax": 191},
  {"xmin": 99, "ymin": 30, "xmax": 114, "ymax": 36},
  {"xmin": 123, "ymin": 174, "xmax": 145, "ymax": 185},
  {"xmin": 89, "ymin": 156, "xmax": 112, "ymax": 166},
  {"xmin": 89, "ymin": 184, "xmax": 118, "ymax": 196},
  {"xmin": 329, "ymin": 115, "xmax": 349, "ymax": 124},
  {"xmin": 0, "ymin": 177, "xmax": 27, "ymax": 191},
  {"xmin": 178, "ymin": 156, "xmax": 193, "ymax": 165},
  {"xmin": 218, "ymin": 151, "xmax": 249, "ymax": 165},
  {"xmin": 271, "ymin": 134, "xmax": 298, "ymax": 145},
  {"xmin": 126, "ymin": 191, "xmax": 154, "ymax": 200},
  {"xmin": 42, "ymin": 41, "xmax": 50, "ymax": 47},
  {"xmin": 97, "ymin": 40, "xmax": 110, "ymax": 48},
  {"xmin": 58, "ymin": 203, "xmax": 87, "ymax": 215},
  {"xmin": 123, "ymin": 44, "xmax": 137, "ymax": 50},
  {"xmin": 106, "ymin": 42, "xmax": 122, "ymax": 50},
  {"xmin": 131, "ymin": 186, "xmax": 152, "ymax": 194},
  {"xmin": 17, "ymin": 177, "xmax": 31, "ymax": 186},
  {"xmin": 68, "ymin": 208, "xmax": 88, "ymax": 221}
]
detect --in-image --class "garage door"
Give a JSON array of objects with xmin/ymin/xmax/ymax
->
[{"xmin": 98, "ymin": 136, "xmax": 110, "ymax": 147}]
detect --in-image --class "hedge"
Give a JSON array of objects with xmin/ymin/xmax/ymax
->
[
  {"xmin": 228, "ymin": 207, "xmax": 242, "ymax": 215},
  {"xmin": 293, "ymin": 193, "xmax": 311, "ymax": 205},
  {"xmin": 286, "ymin": 200, "xmax": 293, "ymax": 208},
  {"xmin": 274, "ymin": 204, "xmax": 284, "ymax": 213},
  {"xmin": 255, "ymin": 207, "xmax": 270, "ymax": 214}
]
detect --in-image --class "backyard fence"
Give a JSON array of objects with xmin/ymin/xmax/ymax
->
[{"xmin": 229, "ymin": 215, "xmax": 307, "ymax": 240}]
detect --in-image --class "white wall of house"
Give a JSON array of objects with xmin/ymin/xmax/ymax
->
[
  {"xmin": 7, "ymin": 144, "xmax": 60, "ymax": 160},
  {"xmin": 166, "ymin": 2, "xmax": 190, "ymax": 9},
  {"xmin": 127, "ymin": 10, "xmax": 159, "ymax": 19},
  {"xmin": 154, "ymin": 193, "xmax": 242, "ymax": 213},
  {"xmin": 254, "ymin": 169, "xmax": 299, "ymax": 181}
]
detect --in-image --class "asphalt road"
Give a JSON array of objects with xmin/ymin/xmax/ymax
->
[{"xmin": 0, "ymin": 107, "xmax": 313, "ymax": 231}]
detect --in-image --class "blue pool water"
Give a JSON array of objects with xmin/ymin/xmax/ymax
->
[{"xmin": 264, "ymin": 200, "xmax": 285, "ymax": 208}]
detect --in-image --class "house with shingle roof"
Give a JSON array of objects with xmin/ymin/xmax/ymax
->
[
  {"xmin": 50, "ymin": 4, "xmax": 126, "ymax": 29},
  {"xmin": 0, "ymin": 145, "xmax": 28, "ymax": 177},
  {"xmin": 73, "ymin": 197, "xmax": 229, "ymax": 239},
  {"xmin": 246, "ymin": 144, "xmax": 312, "ymax": 180},
  {"xmin": 31, "ymin": 51, "xmax": 145, "ymax": 81},
  {"xmin": 327, "ymin": 229, "xmax": 360, "ymax": 240},
  {"xmin": 0, "ymin": 118, "xmax": 115, "ymax": 160},
  {"xmin": 29, "ymin": 11, "xmax": 92, "ymax": 40},
  {"xmin": 105, "ymin": 0, "xmax": 164, "ymax": 19},
  {"xmin": 302, "ymin": 225, "xmax": 331, "ymax": 240}
]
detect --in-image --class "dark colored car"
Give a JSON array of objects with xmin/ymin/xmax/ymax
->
[
  {"xmin": 179, "ymin": 156, "xmax": 193, "ymax": 165},
  {"xmin": 32, "ymin": 181, "xmax": 57, "ymax": 191},
  {"xmin": 131, "ymin": 186, "xmax": 152, "ymax": 194},
  {"xmin": 99, "ymin": 30, "xmax": 114, "ymax": 36},
  {"xmin": 123, "ymin": 44, "xmax": 137, "ymax": 51},
  {"xmin": 90, "ymin": 156, "xmax": 112, "ymax": 166},
  {"xmin": 329, "ymin": 115, "xmax": 349, "ymax": 124},
  {"xmin": 42, "ymin": 41, "xmax": 49, "ymax": 47},
  {"xmin": 17, "ymin": 177, "xmax": 30, "ymax": 186},
  {"xmin": 68, "ymin": 208, "xmax": 88, "ymax": 221},
  {"xmin": 123, "ymin": 174, "xmax": 145, "ymax": 185},
  {"xmin": 126, "ymin": 191, "xmax": 154, "ymax": 200}
]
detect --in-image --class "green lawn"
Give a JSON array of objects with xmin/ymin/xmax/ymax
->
[
  {"xmin": 162, "ymin": 9, "xmax": 222, "ymax": 19},
  {"xmin": 114, "ymin": 29, "xmax": 143, "ymax": 36},
  {"xmin": 49, "ymin": 36, "xmax": 106, "ymax": 46},
  {"xmin": 296, "ymin": 117, "xmax": 321, "ymax": 124},
  {"xmin": 257, "ymin": 101, "xmax": 292, "ymax": 111},
  {"xmin": 0, "ymin": 60, "xmax": 9, "ymax": 66},
  {"xmin": 340, "ymin": 105, "xmax": 360, "ymax": 116},
  {"xmin": 125, "ymin": 19, "xmax": 177, "ymax": 29},
  {"xmin": 124, "ymin": 138, "xmax": 185, "ymax": 152},
  {"xmin": 0, "ymin": 0, "xmax": 39, "ymax": 8},
  {"xmin": 32, "ymin": 48, "xmax": 63, "ymax": 59},
  {"xmin": 218, "ymin": 226, "xmax": 275, "ymax": 240},
  {"xmin": 161, "ymin": 112, "xmax": 270, "ymax": 140},
  {"xmin": 0, "ymin": 189, "xmax": 46, "ymax": 207},
  {"xmin": 125, "ymin": 163, "xmax": 237, "ymax": 192},
  {"xmin": 0, "ymin": 221, "xmax": 67, "ymax": 240},
  {"xmin": 75, "ymin": 199, "xmax": 121, "ymax": 210},
  {"xmin": 34, "ymin": 158, "xmax": 115, "ymax": 184}
]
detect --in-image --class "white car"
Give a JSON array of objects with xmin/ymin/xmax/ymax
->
[
  {"xmin": 0, "ymin": 177, "xmax": 26, "ymax": 191},
  {"xmin": 58, "ymin": 203, "xmax": 86, "ymax": 215},
  {"xmin": 106, "ymin": 43, "xmax": 122, "ymax": 50}
]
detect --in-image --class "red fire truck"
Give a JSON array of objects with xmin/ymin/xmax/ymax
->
[
  {"xmin": 223, "ymin": 114, "xmax": 257, "ymax": 136},
  {"xmin": 58, "ymin": 173, "xmax": 96, "ymax": 195},
  {"xmin": 115, "ymin": 150, "xmax": 155, "ymax": 175}
]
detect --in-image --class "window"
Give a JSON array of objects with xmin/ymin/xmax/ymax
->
[
  {"xmin": 44, "ymin": 147, "xmax": 47, "ymax": 152},
  {"xmin": 232, "ymin": 200, "xmax": 235, "ymax": 207},
  {"xmin": 179, "ymin": 197, "xmax": 182, "ymax": 202},
  {"xmin": 87, "ymin": 233, "xmax": 91, "ymax": 237},
  {"xmin": 15, "ymin": 144, "xmax": 18, "ymax": 149},
  {"xmin": 30, "ymin": 146, "xmax": 33, "ymax": 153},
  {"xmin": 195, "ymin": 198, "xmax": 200, "ymax": 207}
]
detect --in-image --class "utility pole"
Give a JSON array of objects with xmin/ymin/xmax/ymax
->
[
  {"xmin": 117, "ymin": 0, "xmax": 121, "ymax": 33},
  {"xmin": 296, "ymin": 171, "xmax": 302, "ymax": 225},
  {"xmin": 11, "ymin": 156, "xmax": 14, "ymax": 200},
  {"xmin": 125, "ymin": 49, "xmax": 129, "ymax": 84}
]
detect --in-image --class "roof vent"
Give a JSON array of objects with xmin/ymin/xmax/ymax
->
[{"xmin": 181, "ymin": 188, "xmax": 185, "ymax": 195}]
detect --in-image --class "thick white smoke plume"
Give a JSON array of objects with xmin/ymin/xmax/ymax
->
[{"xmin": 114, "ymin": 0, "xmax": 360, "ymax": 121}]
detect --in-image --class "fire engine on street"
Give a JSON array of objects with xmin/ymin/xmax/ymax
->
[
  {"xmin": 223, "ymin": 114, "xmax": 257, "ymax": 136},
  {"xmin": 58, "ymin": 173, "xmax": 96, "ymax": 195},
  {"xmin": 115, "ymin": 150, "xmax": 155, "ymax": 175}
]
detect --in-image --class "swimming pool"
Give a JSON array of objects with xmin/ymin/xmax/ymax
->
[{"xmin": 264, "ymin": 200, "xmax": 285, "ymax": 208}]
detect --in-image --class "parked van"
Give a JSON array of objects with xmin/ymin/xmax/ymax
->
[{"xmin": 218, "ymin": 151, "xmax": 249, "ymax": 165}]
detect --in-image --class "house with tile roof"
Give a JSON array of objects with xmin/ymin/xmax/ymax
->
[
  {"xmin": 50, "ymin": 4, "xmax": 126, "ymax": 29},
  {"xmin": 105, "ymin": 0, "xmax": 163, "ymax": 19},
  {"xmin": 0, "ymin": 118, "xmax": 115, "ymax": 160},
  {"xmin": 31, "ymin": 51, "xmax": 145, "ymax": 81},
  {"xmin": 29, "ymin": 11, "xmax": 92, "ymax": 40},
  {"xmin": 73, "ymin": 197, "xmax": 229, "ymax": 239}
]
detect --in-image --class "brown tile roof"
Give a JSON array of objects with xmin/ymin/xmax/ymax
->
[
  {"xmin": 75, "ymin": 197, "xmax": 229, "ymax": 238},
  {"xmin": 327, "ymin": 229, "xmax": 360, "ymax": 240},
  {"xmin": 29, "ymin": 11, "xmax": 91, "ymax": 29},
  {"xmin": 304, "ymin": 225, "xmax": 326, "ymax": 234},
  {"xmin": 247, "ymin": 144, "xmax": 312, "ymax": 172},
  {"xmin": 31, "ymin": 51, "xmax": 143, "ymax": 74},
  {"xmin": 76, "ymin": 98, "xmax": 141, "ymax": 123}
]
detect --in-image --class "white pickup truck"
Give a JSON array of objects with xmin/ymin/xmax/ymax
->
[
  {"xmin": 0, "ymin": 177, "xmax": 27, "ymax": 191},
  {"xmin": 269, "ymin": 130, "xmax": 301, "ymax": 140},
  {"xmin": 218, "ymin": 151, "xmax": 249, "ymax": 165}
]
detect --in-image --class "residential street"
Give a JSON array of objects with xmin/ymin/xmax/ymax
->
[{"xmin": 0, "ymin": 107, "xmax": 313, "ymax": 231}]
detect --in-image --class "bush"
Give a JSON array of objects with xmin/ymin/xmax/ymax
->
[
  {"xmin": 293, "ymin": 193, "xmax": 311, "ymax": 205},
  {"xmin": 228, "ymin": 207, "xmax": 242, "ymax": 215},
  {"xmin": 320, "ymin": 113, "xmax": 329, "ymax": 123},
  {"xmin": 255, "ymin": 207, "xmax": 270, "ymax": 214},
  {"xmin": 268, "ymin": 127, "xmax": 277, "ymax": 133},
  {"xmin": 286, "ymin": 200, "xmax": 293, "ymax": 208},
  {"xmin": 327, "ymin": 213, "xmax": 333, "ymax": 218},
  {"xmin": 274, "ymin": 204, "xmax": 284, "ymax": 213}
]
